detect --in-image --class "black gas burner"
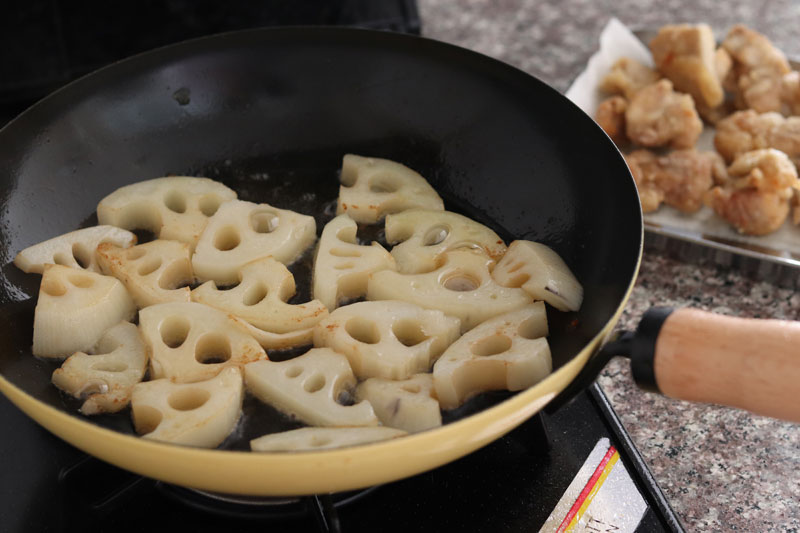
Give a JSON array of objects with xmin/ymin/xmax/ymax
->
[{"xmin": 157, "ymin": 484, "xmax": 381, "ymax": 530}]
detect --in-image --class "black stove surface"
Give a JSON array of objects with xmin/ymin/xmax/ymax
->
[{"xmin": 0, "ymin": 384, "xmax": 682, "ymax": 532}]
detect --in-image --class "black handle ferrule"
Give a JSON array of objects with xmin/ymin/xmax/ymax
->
[{"xmin": 630, "ymin": 307, "xmax": 675, "ymax": 393}]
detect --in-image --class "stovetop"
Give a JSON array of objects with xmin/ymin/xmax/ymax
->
[{"xmin": 0, "ymin": 384, "xmax": 682, "ymax": 532}]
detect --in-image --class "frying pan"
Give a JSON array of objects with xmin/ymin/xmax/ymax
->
[{"xmin": 0, "ymin": 27, "xmax": 797, "ymax": 497}]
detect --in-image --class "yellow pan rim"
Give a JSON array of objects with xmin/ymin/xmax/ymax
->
[{"xmin": 0, "ymin": 248, "xmax": 640, "ymax": 497}]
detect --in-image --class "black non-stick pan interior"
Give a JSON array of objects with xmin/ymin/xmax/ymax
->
[{"xmin": 0, "ymin": 27, "xmax": 641, "ymax": 444}]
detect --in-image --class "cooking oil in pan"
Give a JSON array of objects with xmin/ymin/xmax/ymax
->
[{"xmin": 11, "ymin": 156, "xmax": 581, "ymax": 449}]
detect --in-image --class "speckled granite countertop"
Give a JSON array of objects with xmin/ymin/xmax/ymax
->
[{"xmin": 418, "ymin": 1, "xmax": 800, "ymax": 531}]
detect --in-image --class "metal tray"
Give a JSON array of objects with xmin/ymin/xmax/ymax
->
[{"xmin": 631, "ymin": 28, "xmax": 800, "ymax": 287}]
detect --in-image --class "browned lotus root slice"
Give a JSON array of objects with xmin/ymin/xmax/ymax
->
[
  {"xmin": 356, "ymin": 373, "xmax": 442, "ymax": 433},
  {"xmin": 192, "ymin": 199, "xmax": 316, "ymax": 285},
  {"xmin": 139, "ymin": 302, "xmax": 267, "ymax": 383},
  {"xmin": 312, "ymin": 214, "xmax": 395, "ymax": 311},
  {"xmin": 244, "ymin": 348, "xmax": 377, "ymax": 427},
  {"xmin": 433, "ymin": 304, "xmax": 551, "ymax": 410},
  {"xmin": 33, "ymin": 265, "xmax": 136, "ymax": 358},
  {"xmin": 313, "ymin": 300, "xmax": 460, "ymax": 380},
  {"xmin": 336, "ymin": 154, "xmax": 443, "ymax": 223},
  {"xmin": 14, "ymin": 226, "xmax": 135, "ymax": 274},
  {"xmin": 131, "ymin": 366, "xmax": 243, "ymax": 448},
  {"xmin": 367, "ymin": 250, "xmax": 531, "ymax": 333},
  {"xmin": 250, "ymin": 427, "xmax": 406, "ymax": 452},
  {"xmin": 96, "ymin": 240, "xmax": 193, "ymax": 308},
  {"xmin": 97, "ymin": 176, "xmax": 236, "ymax": 251},
  {"xmin": 384, "ymin": 209, "xmax": 506, "ymax": 274},
  {"xmin": 52, "ymin": 321, "xmax": 146, "ymax": 415},
  {"xmin": 492, "ymin": 240, "xmax": 583, "ymax": 312},
  {"xmin": 193, "ymin": 256, "xmax": 327, "ymax": 350}
]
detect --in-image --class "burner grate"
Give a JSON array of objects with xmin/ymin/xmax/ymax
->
[
  {"xmin": 59, "ymin": 454, "xmax": 381, "ymax": 533},
  {"xmin": 158, "ymin": 482, "xmax": 381, "ymax": 530}
]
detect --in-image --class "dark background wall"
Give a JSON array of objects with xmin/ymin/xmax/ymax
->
[{"xmin": 0, "ymin": 0, "xmax": 419, "ymax": 124}]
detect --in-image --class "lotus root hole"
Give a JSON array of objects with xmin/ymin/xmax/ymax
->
[
  {"xmin": 126, "ymin": 247, "xmax": 147, "ymax": 260},
  {"xmin": 78, "ymin": 379, "xmax": 109, "ymax": 398},
  {"xmin": 163, "ymin": 190, "xmax": 187, "ymax": 213},
  {"xmin": 242, "ymin": 283, "xmax": 268, "ymax": 306},
  {"xmin": 71, "ymin": 242, "xmax": 92, "ymax": 269},
  {"xmin": 285, "ymin": 366, "xmax": 303, "ymax": 378},
  {"xmin": 168, "ymin": 388, "xmax": 211, "ymax": 411},
  {"xmin": 41, "ymin": 278, "xmax": 67, "ymax": 297},
  {"xmin": 471, "ymin": 334, "xmax": 513, "ymax": 357},
  {"xmin": 303, "ymin": 373, "xmax": 326, "ymax": 393},
  {"xmin": 134, "ymin": 405, "xmax": 163, "ymax": 435},
  {"xmin": 505, "ymin": 273, "xmax": 531, "ymax": 288},
  {"xmin": 214, "ymin": 226, "xmax": 241, "ymax": 251},
  {"xmin": 194, "ymin": 333, "xmax": 232, "ymax": 364},
  {"xmin": 68, "ymin": 274, "xmax": 94, "ymax": 289},
  {"xmin": 392, "ymin": 319, "xmax": 428, "ymax": 347},
  {"xmin": 345, "ymin": 317, "xmax": 380, "ymax": 344},
  {"xmin": 137, "ymin": 257, "xmax": 163, "ymax": 276},
  {"xmin": 160, "ymin": 316, "xmax": 191, "ymax": 348},
  {"xmin": 158, "ymin": 261, "xmax": 193, "ymax": 290},
  {"xmin": 423, "ymin": 225, "xmax": 450, "ymax": 246},
  {"xmin": 334, "ymin": 262, "xmax": 355, "ymax": 270},
  {"xmin": 339, "ymin": 167, "xmax": 357, "ymax": 187},
  {"xmin": 517, "ymin": 316, "xmax": 546, "ymax": 340},
  {"xmin": 199, "ymin": 194, "xmax": 223, "ymax": 217},
  {"xmin": 250, "ymin": 210, "xmax": 280, "ymax": 233},
  {"xmin": 330, "ymin": 248, "xmax": 361, "ymax": 258},
  {"xmin": 443, "ymin": 273, "xmax": 479, "ymax": 292},
  {"xmin": 402, "ymin": 384, "xmax": 422, "ymax": 394},
  {"xmin": 369, "ymin": 175, "xmax": 400, "ymax": 193},
  {"xmin": 217, "ymin": 281, "xmax": 241, "ymax": 291},
  {"xmin": 52, "ymin": 252, "xmax": 71, "ymax": 266}
]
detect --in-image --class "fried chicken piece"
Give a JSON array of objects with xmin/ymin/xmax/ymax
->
[
  {"xmin": 705, "ymin": 149, "xmax": 797, "ymax": 235},
  {"xmin": 696, "ymin": 48, "xmax": 736, "ymax": 124},
  {"xmin": 727, "ymin": 148, "xmax": 798, "ymax": 191},
  {"xmin": 600, "ymin": 57, "xmax": 661, "ymax": 100},
  {"xmin": 722, "ymin": 24, "xmax": 791, "ymax": 113},
  {"xmin": 625, "ymin": 149, "xmax": 715, "ymax": 213},
  {"xmin": 714, "ymin": 110, "xmax": 784, "ymax": 161},
  {"xmin": 791, "ymin": 189, "xmax": 800, "ymax": 225},
  {"xmin": 705, "ymin": 187, "xmax": 790, "ymax": 235},
  {"xmin": 625, "ymin": 80, "xmax": 703, "ymax": 149},
  {"xmin": 697, "ymin": 99, "xmax": 735, "ymax": 125},
  {"xmin": 708, "ymin": 151, "xmax": 729, "ymax": 185},
  {"xmin": 780, "ymin": 71, "xmax": 800, "ymax": 117},
  {"xmin": 655, "ymin": 150, "xmax": 716, "ymax": 213},
  {"xmin": 625, "ymin": 150, "xmax": 664, "ymax": 212},
  {"xmin": 596, "ymin": 96, "xmax": 628, "ymax": 144},
  {"xmin": 715, "ymin": 47, "xmax": 734, "ymax": 86},
  {"xmin": 768, "ymin": 118, "xmax": 800, "ymax": 168},
  {"xmin": 650, "ymin": 24, "xmax": 724, "ymax": 109},
  {"xmin": 714, "ymin": 110, "xmax": 800, "ymax": 166}
]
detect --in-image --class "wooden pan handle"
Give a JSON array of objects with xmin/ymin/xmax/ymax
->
[{"xmin": 648, "ymin": 308, "xmax": 800, "ymax": 422}]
